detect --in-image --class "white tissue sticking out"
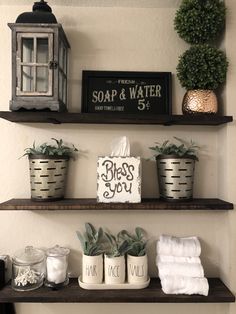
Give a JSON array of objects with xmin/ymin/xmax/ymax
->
[{"xmin": 110, "ymin": 136, "xmax": 130, "ymax": 157}]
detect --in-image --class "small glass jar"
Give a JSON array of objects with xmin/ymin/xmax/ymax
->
[
  {"xmin": 45, "ymin": 245, "xmax": 70, "ymax": 288},
  {"xmin": 12, "ymin": 246, "xmax": 45, "ymax": 291}
]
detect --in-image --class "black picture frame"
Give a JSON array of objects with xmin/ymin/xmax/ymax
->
[{"xmin": 81, "ymin": 70, "xmax": 172, "ymax": 115}]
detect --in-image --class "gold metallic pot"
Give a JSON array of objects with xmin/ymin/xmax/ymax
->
[{"xmin": 182, "ymin": 90, "xmax": 218, "ymax": 114}]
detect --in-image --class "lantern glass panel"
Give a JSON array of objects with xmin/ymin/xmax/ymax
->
[
  {"xmin": 58, "ymin": 40, "xmax": 67, "ymax": 104},
  {"xmin": 22, "ymin": 38, "xmax": 34, "ymax": 63},
  {"xmin": 59, "ymin": 41, "xmax": 67, "ymax": 74},
  {"xmin": 36, "ymin": 66, "xmax": 48, "ymax": 92},
  {"xmin": 37, "ymin": 38, "xmax": 49, "ymax": 63},
  {"xmin": 59, "ymin": 71, "xmax": 63, "ymax": 101},
  {"xmin": 63, "ymin": 77, "xmax": 66, "ymax": 104},
  {"xmin": 59, "ymin": 42, "xmax": 63, "ymax": 70},
  {"xmin": 63, "ymin": 47, "xmax": 67, "ymax": 73},
  {"xmin": 22, "ymin": 65, "xmax": 34, "ymax": 92}
]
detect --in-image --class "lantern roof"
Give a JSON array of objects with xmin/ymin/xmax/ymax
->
[{"xmin": 16, "ymin": 0, "xmax": 57, "ymax": 24}]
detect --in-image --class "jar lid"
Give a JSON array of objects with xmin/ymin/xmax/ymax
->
[
  {"xmin": 12, "ymin": 246, "xmax": 45, "ymax": 265},
  {"xmin": 46, "ymin": 245, "xmax": 70, "ymax": 257}
]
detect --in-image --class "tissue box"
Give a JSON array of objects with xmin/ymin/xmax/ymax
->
[{"xmin": 97, "ymin": 156, "xmax": 141, "ymax": 203}]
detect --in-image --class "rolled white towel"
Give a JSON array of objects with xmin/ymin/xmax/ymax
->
[
  {"xmin": 157, "ymin": 255, "xmax": 201, "ymax": 264},
  {"xmin": 160, "ymin": 275, "xmax": 209, "ymax": 296},
  {"xmin": 157, "ymin": 261, "xmax": 204, "ymax": 278},
  {"xmin": 157, "ymin": 235, "xmax": 201, "ymax": 257}
]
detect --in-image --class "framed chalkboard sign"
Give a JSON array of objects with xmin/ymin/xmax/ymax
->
[{"xmin": 81, "ymin": 71, "xmax": 172, "ymax": 114}]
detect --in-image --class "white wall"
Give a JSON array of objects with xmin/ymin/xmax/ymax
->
[{"xmin": 0, "ymin": 1, "xmax": 235, "ymax": 314}]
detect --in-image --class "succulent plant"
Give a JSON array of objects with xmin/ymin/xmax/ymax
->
[
  {"xmin": 22, "ymin": 138, "xmax": 78, "ymax": 158},
  {"xmin": 176, "ymin": 44, "xmax": 228, "ymax": 90},
  {"xmin": 105, "ymin": 232, "xmax": 130, "ymax": 258},
  {"xmin": 174, "ymin": 0, "xmax": 226, "ymax": 45},
  {"xmin": 76, "ymin": 223, "xmax": 104, "ymax": 256},
  {"xmin": 149, "ymin": 137, "xmax": 199, "ymax": 160},
  {"xmin": 118, "ymin": 227, "xmax": 147, "ymax": 257}
]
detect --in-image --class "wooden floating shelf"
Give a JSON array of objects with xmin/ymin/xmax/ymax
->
[
  {"xmin": 0, "ymin": 111, "xmax": 233, "ymax": 125},
  {"xmin": 0, "ymin": 198, "xmax": 233, "ymax": 211},
  {"xmin": 0, "ymin": 278, "xmax": 234, "ymax": 303}
]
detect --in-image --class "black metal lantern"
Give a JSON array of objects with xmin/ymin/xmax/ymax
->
[{"xmin": 9, "ymin": 0, "xmax": 70, "ymax": 112}]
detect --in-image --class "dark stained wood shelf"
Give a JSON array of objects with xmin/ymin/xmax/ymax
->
[
  {"xmin": 0, "ymin": 278, "xmax": 234, "ymax": 303},
  {"xmin": 0, "ymin": 111, "xmax": 233, "ymax": 125},
  {"xmin": 0, "ymin": 198, "xmax": 233, "ymax": 211}
]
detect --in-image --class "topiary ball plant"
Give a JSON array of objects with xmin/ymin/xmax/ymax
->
[
  {"xmin": 174, "ymin": 0, "xmax": 226, "ymax": 44},
  {"xmin": 177, "ymin": 44, "xmax": 228, "ymax": 90}
]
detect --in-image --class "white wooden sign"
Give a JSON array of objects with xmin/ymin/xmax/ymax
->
[{"xmin": 97, "ymin": 156, "xmax": 141, "ymax": 203}]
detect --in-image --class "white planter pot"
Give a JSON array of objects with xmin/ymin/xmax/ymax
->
[
  {"xmin": 127, "ymin": 254, "xmax": 148, "ymax": 283},
  {"xmin": 82, "ymin": 254, "xmax": 103, "ymax": 284},
  {"xmin": 104, "ymin": 255, "xmax": 125, "ymax": 284}
]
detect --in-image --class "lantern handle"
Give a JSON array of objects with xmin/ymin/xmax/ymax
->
[{"xmin": 49, "ymin": 61, "xmax": 58, "ymax": 70}]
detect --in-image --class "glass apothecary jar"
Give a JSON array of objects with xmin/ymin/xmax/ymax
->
[
  {"xmin": 12, "ymin": 246, "xmax": 45, "ymax": 291},
  {"xmin": 45, "ymin": 245, "xmax": 70, "ymax": 288}
]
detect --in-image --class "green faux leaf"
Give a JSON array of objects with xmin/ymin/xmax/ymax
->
[
  {"xmin": 76, "ymin": 223, "xmax": 105, "ymax": 256},
  {"xmin": 76, "ymin": 231, "xmax": 85, "ymax": 250},
  {"xmin": 149, "ymin": 137, "xmax": 199, "ymax": 160},
  {"xmin": 105, "ymin": 232, "xmax": 114, "ymax": 245},
  {"xmin": 97, "ymin": 227, "xmax": 104, "ymax": 241},
  {"xmin": 116, "ymin": 228, "xmax": 147, "ymax": 257},
  {"xmin": 117, "ymin": 230, "xmax": 131, "ymax": 241},
  {"xmin": 138, "ymin": 249, "xmax": 146, "ymax": 257},
  {"xmin": 22, "ymin": 138, "xmax": 78, "ymax": 158},
  {"xmin": 89, "ymin": 246, "xmax": 101, "ymax": 256},
  {"xmin": 119, "ymin": 240, "xmax": 129, "ymax": 253},
  {"xmin": 85, "ymin": 223, "xmax": 96, "ymax": 239},
  {"xmin": 135, "ymin": 227, "xmax": 145, "ymax": 240}
]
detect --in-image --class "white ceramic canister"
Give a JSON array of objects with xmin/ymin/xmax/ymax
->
[
  {"xmin": 82, "ymin": 254, "xmax": 103, "ymax": 284},
  {"xmin": 127, "ymin": 254, "xmax": 148, "ymax": 283},
  {"xmin": 104, "ymin": 255, "xmax": 125, "ymax": 284},
  {"xmin": 45, "ymin": 245, "xmax": 70, "ymax": 287}
]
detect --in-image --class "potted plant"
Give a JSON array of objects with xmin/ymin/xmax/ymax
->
[
  {"xmin": 177, "ymin": 44, "xmax": 228, "ymax": 114},
  {"xmin": 174, "ymin": 0, "xmax": 226, "ymax": 45},
  {"xmin": 23, "ymin": 138, "xmax": 78, "ymax": 201},
  {"xmin": 174, "ymin": 0, "xmax": 228, "ymax": 114},
  {"xmin": 149, "ymin": 137, "xmax": 199, "ymax": 201},
  {"xmin": 104, "ymin": 232, "xmax": 129, "ymax": 284},
  {"xmin": 118, "ymin": 227, "xmax": 148, "ymax": 284},
  {"xmin": 76, "ymin": 223, "xmax": 104, "ymax": 284}
]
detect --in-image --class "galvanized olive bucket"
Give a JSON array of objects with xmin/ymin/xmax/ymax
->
[
  {"xmin": 156, "ymin": 155, "xmax": 196, "ymax": 201},
  {"xmin": 29, "ymin": 155, "xmax": 69, "ymax": 201}
]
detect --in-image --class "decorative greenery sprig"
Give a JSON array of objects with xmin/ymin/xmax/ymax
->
[
  {"xmin": 177, "ymin": 44, "xmax": 228, "ymax": 90},
  {"xmin": 105, "ymin": 232, "xmax": 130, "ymax": 258},
  {"xmin": 174, "ymin": 0, "xmax": 226, "ymax": 44},
  {"xmin": 76, "ymin": 223, "xmax": 104, "ymax": 256},
  {"xmin": 22, "ymin": 138, "xmax": 78, "ymax": 158},
  {"xmin": 149, "ymin": 137, "xmax": 199, "ymax": 160},
  {"xmin": 118, "ymin": 227, "xmax": 147, "ymax": 257}
]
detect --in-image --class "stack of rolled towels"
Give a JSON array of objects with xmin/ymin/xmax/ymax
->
[{"xmin": 156, "ymin": 235, "xmax": 209, "ymax": 296}]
